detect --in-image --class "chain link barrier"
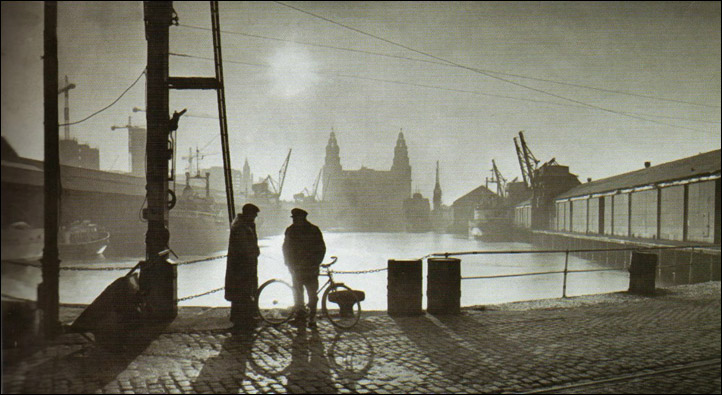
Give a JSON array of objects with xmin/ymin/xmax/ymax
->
[
  {"xmin": 177, "ymin": 287, "xmax": 225, "ymax": 302},
  {"xmin": 172, "ymin": 254, "xmax": 227, "ymax": 266},
  {"xmin": 333, "ymin": 267, "xmax": 388, "ymax": 274},
  {"xmin": 1, "ymin": 293, "xmax": 36, "ymax": 303},
  {"xmin": 1, "ymin": 253, "xmax": 227, "ymax": 272}
]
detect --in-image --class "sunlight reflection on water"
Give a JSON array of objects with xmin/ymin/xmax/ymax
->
[{"xmin": 2, "ymin": 232, "xmax": 629, "ymax": 310}]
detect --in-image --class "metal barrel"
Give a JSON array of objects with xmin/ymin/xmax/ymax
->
[
  {"xmin": 628, "ymin": 252, "xmax": 658, "ymax": 295},
  {"xmin": 387, "ymin": 259, "xmax": 423, "ymax": 316},
  {"xmin": 427, "ymin": 257, "xmax": 461, "ymax": 314}
]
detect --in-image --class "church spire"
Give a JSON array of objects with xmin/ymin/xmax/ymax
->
[{"xmin": 433, "ymin": 160, "xmax": 442, "ymax": 211}]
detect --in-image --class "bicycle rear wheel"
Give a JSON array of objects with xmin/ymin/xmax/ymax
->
[
  {"xmin": 322, "ymin": 284, "xmax": 362, "ymax": 329},
  {"xmin": 256, "ymin": 279, "xmax": 295, "ymax": 325}
]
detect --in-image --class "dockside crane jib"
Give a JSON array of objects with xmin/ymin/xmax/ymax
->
[
  {"xmin": 513, "ymin": 131, "xmax": 540, "ymax": 190},
  {"xmin": 486, "ymin": 159, "xmax": 507, "ymax": 197}
]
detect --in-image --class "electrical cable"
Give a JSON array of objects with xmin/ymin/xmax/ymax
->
[
  {"xmin": 271, "ymin": 1, "xmax": 718, "ymax": 134},
  {"xmin": 59, "ymin": 69, "xmax": 146, "ymax": 127},
  {"xmin": 178, "ymin": 22, "xmax": 718, "ymax": 110},
  {"xmin": 169, "ymin": 52, "xmax": 718, "ymax": 133}
]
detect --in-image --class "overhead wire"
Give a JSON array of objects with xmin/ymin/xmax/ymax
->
[
  {"xmin": 170, "ymin": 52, "xmax": 592, "ymax": 108},
  {"xmin": 271, "ymin": 1, "xmax": 718, "ymax": 134},
  {"xmin": 174, "ymin": 25, "xmax": 718, "ymax": 126},
  {"xmin": 176, "ymin": 24, "xmax": 719, "ymax": 110},
  {"xmin": 58, "ymin": 69, "xmax": 146, "ymax": 127},
  {"xmin": 169, "ymin": 51, "xmax": 718, "ymax": 133}
]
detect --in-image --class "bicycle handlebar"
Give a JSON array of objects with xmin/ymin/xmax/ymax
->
[{"xmin": 321, "ymin": 256, "xmax": 338, "ymax": 268}]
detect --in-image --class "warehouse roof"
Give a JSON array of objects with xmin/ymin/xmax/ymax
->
[
  {"xmin": 556, "ymin": 149, "xmax": 720, "ymax": 200},
  {"xmin": 452, "ymin": 184, "xmax": 496, "ymax": 207}
]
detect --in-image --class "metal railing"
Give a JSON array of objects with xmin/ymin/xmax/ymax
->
[{"xmin": 427, "ymin": 245, "xmax": 715, "ymax": 299}]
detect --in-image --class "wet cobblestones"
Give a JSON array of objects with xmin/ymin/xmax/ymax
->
[{"xmin": 2, "ymin": 282, "xmax": 720, "ymax": 394}]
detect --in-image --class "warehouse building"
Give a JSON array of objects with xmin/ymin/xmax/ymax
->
[{"xmin": 552, "ymin": 150, "xmax": 720, "ymax": 245}]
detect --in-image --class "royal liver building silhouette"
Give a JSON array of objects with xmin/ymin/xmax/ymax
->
[{"xmin": 322, "ymin": 131, "xmax": 412, "ymax": 231}]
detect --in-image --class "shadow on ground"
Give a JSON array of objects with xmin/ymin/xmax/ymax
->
[{"xmin": 12, "ymin": 318, "xmax": 170, "ymax": 393}]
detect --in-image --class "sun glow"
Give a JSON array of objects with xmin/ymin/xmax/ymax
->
[{"xmin": 268, "ymin": 46, "xmax": 318, "ymax": 97}]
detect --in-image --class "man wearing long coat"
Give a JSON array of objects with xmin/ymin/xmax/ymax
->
[{"xmin": 225, "ymin": 204, "xmax": 260, "ymax": 326}]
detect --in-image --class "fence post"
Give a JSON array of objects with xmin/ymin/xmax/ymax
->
[
  {"xmin": 562, "ymin": 250, "xmax": 569, "ymax": 298},
  {"xmin": 427, "ymin": 258, "xmax": 461, "ymax": 315},
  {"xmin": 387, "ymin": 259, "xmax": 423, "ymax": 316}
]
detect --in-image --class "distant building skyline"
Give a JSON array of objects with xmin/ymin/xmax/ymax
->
[{"xmin": 1, "ymin": 2, "xmax": 719, "ymax": 204}]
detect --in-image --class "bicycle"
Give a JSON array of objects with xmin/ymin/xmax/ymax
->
[{"xmin": 255, "ymin": 256, "xmax": 364, "ymax": 329}]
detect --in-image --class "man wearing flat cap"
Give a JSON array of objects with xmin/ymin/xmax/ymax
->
[
  {"xmin": 225, "ymin": 203, "xmax": 261, "ymax": 328},
  {"xmin": 283, "ymin": 208, "xmax": 326, "ymax": 328}
]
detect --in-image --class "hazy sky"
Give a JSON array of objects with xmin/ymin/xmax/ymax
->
[{"xmin": 2, "ymin": 1, "xmax": 720, "ymax": 203}]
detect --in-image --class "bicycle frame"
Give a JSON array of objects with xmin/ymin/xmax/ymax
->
[{"xmin": 317, "ymin": 256, "xmax": 344, "ymax": 297}]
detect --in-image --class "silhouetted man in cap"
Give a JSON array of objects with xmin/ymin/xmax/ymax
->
[
  {"xmin": 225, "ymin": 203, "xmax": 260, "ymax": 328},
  {"xmin": 283, "ymin": 208, "xmax": 326, "ymax": 328}
]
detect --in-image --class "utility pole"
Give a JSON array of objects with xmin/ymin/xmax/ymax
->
[
  {"xmin": 141, "ymin": 1, "xmax": 177, "ymax": 319},
  {"xmin": 141, "ymin": 1, "xmax": 234, "ymax": 317},
  {"xmin": 40, "ymin": 0, "xmax": 60, "ymax": 338}
]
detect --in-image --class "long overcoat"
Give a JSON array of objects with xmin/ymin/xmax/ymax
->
[{"xmin": 224, "ymin": 215, "xmax": 260, "ymax": 302}]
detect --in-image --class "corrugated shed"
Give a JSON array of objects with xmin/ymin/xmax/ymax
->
[{"xmin": 556, "ymin": 150, "xmax": 720, "ymax": 200}]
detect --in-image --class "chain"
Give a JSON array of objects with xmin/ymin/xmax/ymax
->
[
  {"xmin": 61, "ymin": 265, "xmax": 136, "ymax": 271},
  {"xmin": 1, "ymin": 293, "xmax": 36, "ymax": 303},
  {"xmin": 2, "ymin": 260, "xmax": 42, "ymax": 269},
  {"xmin": 173, "ymin": 254, "xmax": 227, "ymax": 266},
  {"xmin": 177, "ymin": 287, "xmax": 225, "ymax": 302},
  {"xmin": 332, "ymin": 267, "xmax": 388, "ymax": 274},
  {"xmin": 2, "ymin": 253, "xmax": 227, "ymax": 272}
]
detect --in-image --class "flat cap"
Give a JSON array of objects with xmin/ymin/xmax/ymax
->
[
  {"xmin": 291, "ymin": 208, "xmax": 308, "ymax": 217},
  {"xmin": 242, "ymin": 203, "xmax": 260, "ymax": 214}
]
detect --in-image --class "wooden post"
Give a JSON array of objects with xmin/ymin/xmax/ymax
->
[
  {"xmin": 562, "ymin": 250, "xmax": 569, "ymax": 298},
  {"xmin": 141, "ymin": 1, "xmax": 177, "ymax": 319},
  {"xmin": 40, "ymin": 0, "xmax": 61, "ymax": 339}
]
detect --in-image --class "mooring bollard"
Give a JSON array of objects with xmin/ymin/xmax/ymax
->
[
  {"xmin": 628, "ymin": 251, "xmax": 658, "ymax": 295},
  {"xmin": 427, "ymin": 257, "xmax": 461, "ymax": 315},
  {"xmin": 387, "ymin": 259, "xmax": 423, "ymax": 316}
]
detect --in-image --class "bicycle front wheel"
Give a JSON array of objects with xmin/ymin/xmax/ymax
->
[
  {"xmin": 256, "ymin": 279, "xmax": 295, "ymax": 325},
  {"xmin": 322, "ymin": 284, "xmax": 362, "ymax": 329}
]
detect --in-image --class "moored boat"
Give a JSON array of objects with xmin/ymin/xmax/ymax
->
[
  {"xmin": 469, "ymin": 201, "xmax": 513, "ymax": 242},
  {"xmin": 1, "ymin": 220, "xmax": 110, "ymax": 261}
]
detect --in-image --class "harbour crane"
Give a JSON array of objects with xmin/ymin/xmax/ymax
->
[
  {"xmin": 252, "ymin": 148, "xmax": 292, "ymax": 201},
  {"xmin": 277, "ymin": 148, "xmax": 292, "ymax": 198},
  {"xmin": 58, "ymin": 75, "xmax": 76, "ymax": 140},
  {"xmin": 293, "ymin": 167, "xmax": 323, "ymax": 203},
  {"xmin": 513, "ymin": 131, "xmax": 540, "ymax": 189},
  {"xmin": 485, "ymin": 159, "xmax": 507, "ymax": 197}
]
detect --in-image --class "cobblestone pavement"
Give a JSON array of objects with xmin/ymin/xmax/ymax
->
[{"xmin": 2, "ymin": 282, "xmax": 720, "ymax": 394}]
